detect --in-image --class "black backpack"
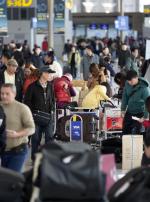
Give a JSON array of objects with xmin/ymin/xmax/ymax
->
[
  {"xmin": 108, "ymin": 167, "xmax": 150, "ymax": 202},
  {"xmin": 0, "ymin": 167, "xmax": 25, "ymax": 202},
  {"xmin": 32, "ymin": 142, "xmax": 107, "ymax": 202}
]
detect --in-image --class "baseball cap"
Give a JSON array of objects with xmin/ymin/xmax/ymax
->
[
  {"xmin": 40, "ymin": 66, "xmax": 56, "ymax": 73},
  {"xmin": 7, "ymin": 59, "xmax": 18, "ymax": 67}
]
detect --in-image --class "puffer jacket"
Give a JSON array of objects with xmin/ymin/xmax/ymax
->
[{"xmin": 54, "ymin": 76, "xmax": 76, "ymax": 103}]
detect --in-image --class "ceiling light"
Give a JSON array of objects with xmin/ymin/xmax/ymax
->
[{"xmin": 82, "ymin": 1, "xmax": 94, "ymax": 13}]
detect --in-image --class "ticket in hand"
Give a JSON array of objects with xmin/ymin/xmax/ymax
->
[{"xmin": 132, "ymin": 116, "xmax": 140, "ymax": 121}]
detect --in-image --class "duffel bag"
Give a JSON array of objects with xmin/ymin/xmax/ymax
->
[
  {"xmin": 37, "ymin": 142, "xmax": 107, "ymax": 201},
  {"xmin": 108, "ymin": 167, "xmax": 150, "ymax": 202}
]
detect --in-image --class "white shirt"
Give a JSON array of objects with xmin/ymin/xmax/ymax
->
[
  {"xmin": 4, "ymin": 71, "xmax": 15, "ymax": 84},
  {"xmin": 49, "ymin": 60, "xmax": 63, "ymax": 78}
]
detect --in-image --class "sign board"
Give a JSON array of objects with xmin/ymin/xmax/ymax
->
[
  {"xmin": 117, "ymin": 16, "xmax": 129, "ymax": 31},
  {"xmin": 7, "ymin": 0, "xmax": 32, "ymax": 7},
  {"xmin": 89, "ymin": 23, "xmax": 97, "ymax": 30},
  {"xmin": 145, "ymin": 39, "xmax": 150, "ymax": 60},
  {"xmin": 122, "ymin": 135, "xmax": 143, "ymax": 170},
  {"xmin": 0, "ymin": 0, "xmax": 7, "ymax": 36},
  {"xmin": 100, "ymin": 24, "xmax": 109, "ymax": 30},
  {"xmin": 144, "ymin": 5, "xmax": 150, "ymax": 14},
  {"xmin": 37, "ymin": 0, "xmax": 48, "ymax": 34},
  {"xmin": 31, "ymin": 17, "xmax": 37, "ymax": 28},
  {"xmin": 70, "ymin": 115, "xmax": 83, "ymax": 142},
  {"xmin": 54, "ymin": 0, "xmax": 65, "ymax": 34}
]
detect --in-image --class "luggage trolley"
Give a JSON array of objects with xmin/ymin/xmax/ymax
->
[
  {"xmin": 55, "ymin": 106, "xmax": 101, "ymax": 146},
  {"xmin": 101, "ymin": 100, "xmax": 123, "ymax": 139}
]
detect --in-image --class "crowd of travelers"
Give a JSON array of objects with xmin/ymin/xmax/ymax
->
[{"xmin": 0, "ymin": 35, "xmax": 150, "ymax": 172}]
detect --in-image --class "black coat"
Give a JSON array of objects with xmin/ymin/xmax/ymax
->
[
  {"xmin": 0, "ymin": 68, "xmax": 24, "ymax": 102},
  {"xmin": 118, "ymin": 50, "xmax": 131, "ymax": 68},
  {"xmin": 31, "ymin": 53, "xmax": 44, "ymax": 69},
  {"xmin": 24, "ymin": 80, "xmax": 55, "ymax": 114}
]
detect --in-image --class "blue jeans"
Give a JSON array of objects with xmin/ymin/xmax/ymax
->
[
  {"xmin": 31, "ymin": 123, "xmax": 53, "ymax": 160},
  {"xmin": 1, "ymin": 145, "xmax": 28, "ymax": 172}
]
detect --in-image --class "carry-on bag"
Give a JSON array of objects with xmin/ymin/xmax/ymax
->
[
  {"xmin": 31, "ymin": 142, "xmax": 107, "ymax": 202},
  {"xmin": 108, "ymin": 167, "xmax": 150, "ymax": 202},
  {"xmin": 0, "ymin": 167, "xmax": 25, "ymax": 202}
]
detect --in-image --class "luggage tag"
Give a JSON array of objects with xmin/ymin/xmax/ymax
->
[{"xmin": 0, "ymin": 119, "xmax": 3, "ymax": 126}]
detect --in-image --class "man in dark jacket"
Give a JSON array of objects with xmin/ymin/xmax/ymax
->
[
  {"xmin": 0, "ymin": 59, "xmax": 24, "ymax": 102},
  {"xmin": 24, "ymin": 66, "xmax": 55, "ymax": 160},
  {"xmin": 31, "ymin": 46, "xmax": 44, "ymax": 69},
  {"xmin": 118, "ymin": 43, "xmax": 130, "ymax": 69},
  {"xmin": 121, "ymin": 70, "xmax": 150, "ymax": 134}
]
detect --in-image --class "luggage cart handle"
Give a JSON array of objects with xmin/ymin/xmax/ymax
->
[{"xmin": 100, "ymin": 100, "xmax": 117, "ymax": 109}]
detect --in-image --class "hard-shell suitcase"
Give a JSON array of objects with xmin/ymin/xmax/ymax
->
[{"xmin": 55, "ymin": 113, "xmax": 98, "ymax": 143}]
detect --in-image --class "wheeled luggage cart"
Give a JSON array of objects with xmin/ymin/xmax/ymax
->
[{"xmin": 100, "ymin": 100, "xmax": 123, "ymax": 139}]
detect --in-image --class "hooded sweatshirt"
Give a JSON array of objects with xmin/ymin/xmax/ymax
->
[{"xmin": 121, "ymin": 78, "xmax": 150, "ymax": 117}]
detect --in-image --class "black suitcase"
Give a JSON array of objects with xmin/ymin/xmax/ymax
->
[
  {"xmin": 0, "ymin": 167, "xmax": 25, "ymax": 202},
  {"xmin": 55, "ymin": 113, "xmax": 98, "ymax": 143},
  {"xmin": 101, "ymin": 137, "xmax": 122, "ymax": 163}
]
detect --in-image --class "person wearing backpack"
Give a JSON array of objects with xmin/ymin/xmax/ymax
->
[{"xmin": 121, "ymin": 70, "xmax": 150, "ymax": 134}]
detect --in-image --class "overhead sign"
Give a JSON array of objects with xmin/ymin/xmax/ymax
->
[
  {"xmin": 144, "ymin": 5, "xmax": 150, "ymax": 14},
  {"xmin": 100, "ymin": 24, "xmax": 109, "ymax": 30},
  {"xmin": 0, "ymin": 0, "xmax": 8, "ymax": 36},
  {"xmin": 89, "ymin": 23, "xmax": 97, "ymax": 30},
  {"xmin": 117, "ymin": 16, "xmax": 129, "ymax": 31},
  {"xmin": 54, "ymin": 0, "xmax": 65, "ymax": 34},
  {"xmin": 37, "ymin": 0, "xmax": 48, "ymax": 34},
  {"xmin": 145, "ymin": 39, "xmax": 150, "ymax": 60},
  {"xmin": 7, "ymin": 0, "xmax": 32, "ymax": 7}
]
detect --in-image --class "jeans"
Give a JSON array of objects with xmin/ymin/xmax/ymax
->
[
  {"xmin": 122, "ymin": 112, "xmax": 144, "ymax": 135},
  {"xmin": 1, "ymin": 145, "xmax": 28, "ymax": 172},
  {"xmin": 31, "ymin": 123, "xmax": 53, "ymax": 160}
]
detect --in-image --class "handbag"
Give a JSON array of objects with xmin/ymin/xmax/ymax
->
[{"xmin": 33, "ymin": 110, "xmax": 51, "ymax": 126}]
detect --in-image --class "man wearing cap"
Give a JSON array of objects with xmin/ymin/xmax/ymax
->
[
  {"xmin": 81, "ymin": 45, "xmax": 99, "ymax": 81},
  {"xmin": 0, "ymin": 59, "xmax": 24, "ymax": 102},
  {"xmin": 24, "ymin": 66, "xmax": 55, "ymax": 160},
  {"xmin": 44, "ymin": 51, "xmax": 63, "ymax": 79}
]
